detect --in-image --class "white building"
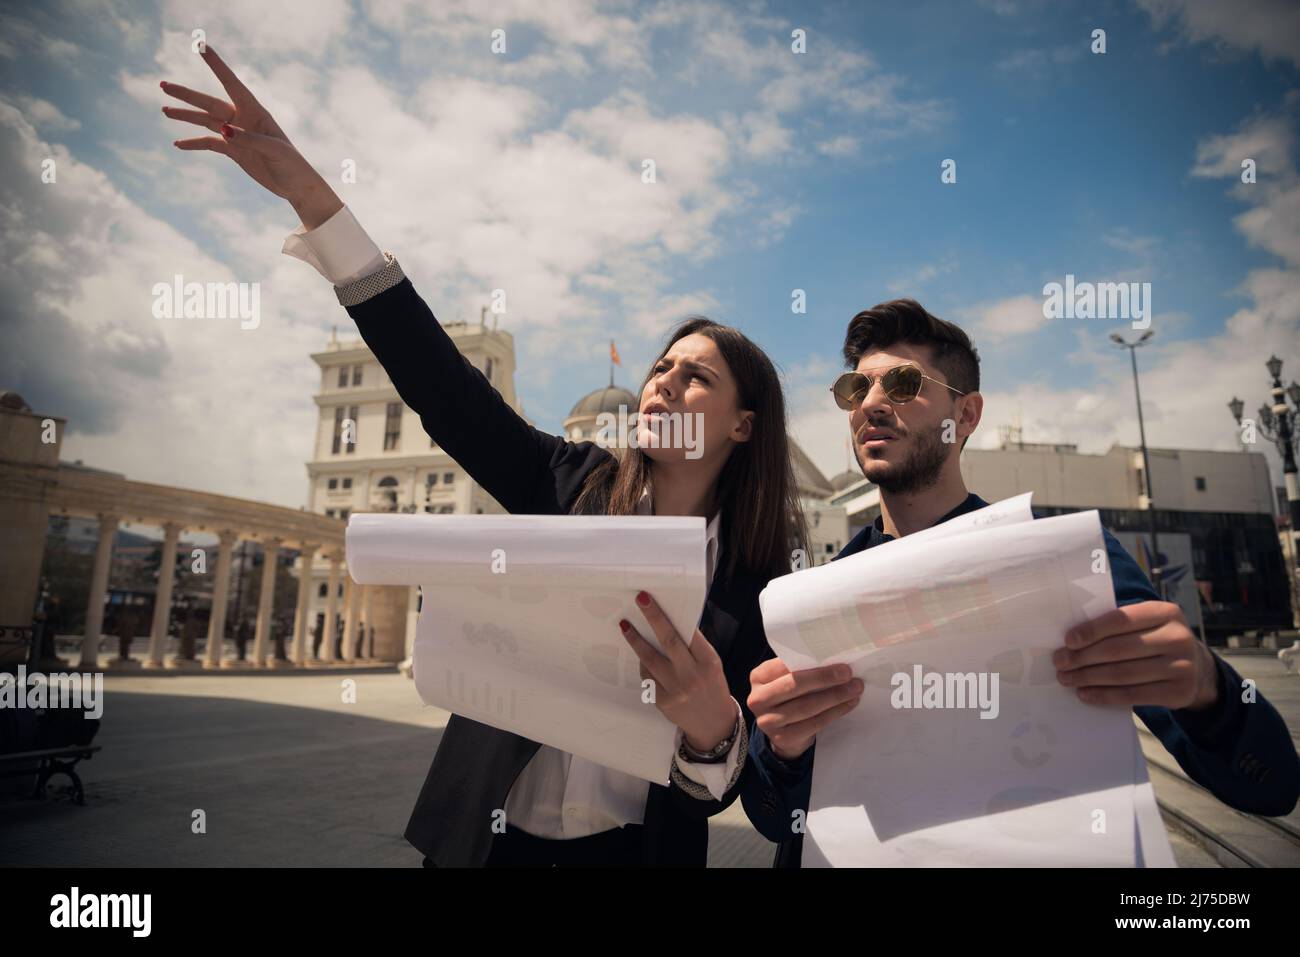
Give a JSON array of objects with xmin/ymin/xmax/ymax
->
[
  {"xmin": 825, "ymin": 432, "xmax": 1292, "ymax": 637},
  {"xmin": 301, "ymin": 321, "xmax": 519, "ymax": 663}
]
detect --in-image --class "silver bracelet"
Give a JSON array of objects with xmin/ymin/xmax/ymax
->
[
  {"xmin": 679, "ymin": 697, "xmax": 743, "ymax": 763},
  {"xmin": 670, "ymin": 712, "xmax": 749, "ymax": 801}
]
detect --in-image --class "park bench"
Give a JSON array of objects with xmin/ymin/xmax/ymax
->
[
  {"xmin": 2, "ymin": 623, "xmax": 102, "ymax": 805},
  {"xmin": 0, "ymin": 745, "xmax": 101, "ymax": 805}
]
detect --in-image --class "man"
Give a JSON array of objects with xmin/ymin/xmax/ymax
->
[{"xmin": 743, "ymin": 299, "xmax": 1300, "ymax": 867}]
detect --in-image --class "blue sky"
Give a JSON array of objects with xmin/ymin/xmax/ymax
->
[{"xmin": 2, "ymin": 0, "xmax": 1298, "ymax": 507}]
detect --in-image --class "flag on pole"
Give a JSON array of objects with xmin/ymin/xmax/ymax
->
[{"xmin": 610, "ymin": 340, "xmax": 621, "ymax": 366}]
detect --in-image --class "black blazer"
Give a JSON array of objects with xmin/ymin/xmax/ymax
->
[{"xmin": 346, "ymin": 277, "xmax": 772, "ymax": 866}]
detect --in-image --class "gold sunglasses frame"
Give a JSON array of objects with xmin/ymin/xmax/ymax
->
[{"xmin": 830, "ymin": 363, "xmax": 967, "ymax": 411}]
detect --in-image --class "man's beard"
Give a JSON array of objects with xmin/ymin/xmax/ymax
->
[{"xmin": 856, "ymin": 422, "xmax": 949, "ymax": 495}]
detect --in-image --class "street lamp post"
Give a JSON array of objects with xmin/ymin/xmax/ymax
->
[
  {"xmin": 1231, "ymin": 357, "xmax": 1300, "ymax": 627},
  {"xmin": 1227, "ymin": 395, "xmax": 1246, "ymax": 452},
  {"xmin": 1111, "ymin": 330, "xmax": 1163, "ymax": 598}
]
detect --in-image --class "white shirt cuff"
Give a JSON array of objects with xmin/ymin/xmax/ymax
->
[
  {"xmin": 281, "ymin": 205, "xmax": 386, "ymax": 286},
  {"xmin": 673, "ymin": 701, "xmax": 746, "ymax": 801}
]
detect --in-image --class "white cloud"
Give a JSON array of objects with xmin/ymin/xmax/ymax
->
[
  {"xmin": 816, "ymin": 135, "xmax": 859, "ymax": 157},
  {"xmin": 959, "ymin": 294, "xmax": 1046, "ymax": 343},
  {"xmin": 1137, "ymin": 0, "xmax": 1300, "ymax": 69},
  {"xmin": 995, "ymin": 46, "xmax": 1083, "ymax": 73},
  {"xmin": 0, "ymin": 98, "xmax": 329, "ymax": 507},
  {"xmin": 10, "ymin": 95, "xmax": 81, "ymax": 133}
]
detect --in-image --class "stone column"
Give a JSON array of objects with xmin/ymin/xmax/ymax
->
[
  {"xmin": 340, "ymin": 573, "xmax": 358, "ymax": 663},
  {"xmin": 251, "ymin": 537, "xmax": 281, "ymax": 667},
  {"xmin": 146, "ymin": 521, "xmax": 183, "ymax": 668},
  {"xmin": 203, "ymin": 530, "xmax": 239, "ymax": 669},
  {"xmin": 290, "ymin": 543, "xmax": 319, "ymax": 665},
  {"xmin": 360, "ymin": 585, "xmax": 374, "ymax": 660},
  {"xmin": 80, "ymin": 512, "xmax": 120, "ymax": 670},
  {"xmin": 319, "ymin": 554, "xmax": 341, "ymax": 663},
  {"xmin": 398, "ymin": 585, "xmax": 419, "ymax": 678}
]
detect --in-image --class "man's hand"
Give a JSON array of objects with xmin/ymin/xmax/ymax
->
[
  {"xmin": 164, "ymin": 45, "xmax": 342, "ymax": 229},
  {"xmin": 747, "ymin": 658, "xmax": 863, "ymax": 762},
  {"xmin": 1054, "ymin": 601, "xmax": 1220, "ymax": 711}
]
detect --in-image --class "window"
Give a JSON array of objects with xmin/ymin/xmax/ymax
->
[
  {"xmin": 438, "ymin": 505, "xmax": 455, "ymax": 514},
  {"xmin": 427, "ymin": 473, "xmax": 438, "ymax": 486},
  {"xmin": 346, "ymin": 405, "xmax": 358, "ymax": 454},
  {"xmin": 485, "ymin": 357, "xmax": 495, "ymax": 382},
  {"xmin": 1195, "ymin": 476, "xmax": 1207, "ymax": 492},
  {"xmin": 377, "ymin": 475, "xmax": 399, "ymax": 511},
  {"xmin": 444, "ymin": 472, "xmax": 454, "ymax": 484},
  {"xmin": 332, "ymin": 407, "xmax": 345, "ymax": 454},
  {"xmin": 324, "ymin": 509, "xmax": 335, "ymax": 518},
  {"xmin": 342, "ymin": 477, "xmax": 352, "ymax": 490},
  {"xmin": 318, "ymin": 583, "xmax": 328, "ymax": 597},
  {"xmin": 337, "ymin": 366, "xmax": 348, "ymax": 388},
  {"xmin": 384, "ymin": 402, "xmax": 402, "ymax": 451},
  {"xmin": 340, "ymin": 508, "xmax": 350, "ymax": 520},
  {"xmin": 328, "ymin": 478, "xmax": 338, "ymax": 490},
  {"xmin": 352, "ymin": 365, "xmax": 362, "ymax": 386}
]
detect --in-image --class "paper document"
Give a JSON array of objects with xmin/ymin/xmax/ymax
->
[
  {"xmin": 346, "ymin": 513, "xmax": 708, "ymax": 784},
  {"xmin": 761, "ymin": 495, "xmax": 1174, "ymax": 867}
]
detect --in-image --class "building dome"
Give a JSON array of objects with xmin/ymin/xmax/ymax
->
[
  {"xmin": 568, "ymin": 385, "xmax": 638, "ymax": 418},
  {"xmin": 830, "ymin": 469, "xmax": 861, "ymax": 491},
  {"xmin": 0, "ymin": 391, "xmax": 31, "ymax": 412}
]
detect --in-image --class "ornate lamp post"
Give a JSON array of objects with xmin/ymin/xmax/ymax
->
[
  {"xmin": 1229, "ymin": 356, "xmax": 1300, "ymax": 626},
  {"xmin": 1111, "ymin": 330, "xmax": 1162, "ymax": 597}
]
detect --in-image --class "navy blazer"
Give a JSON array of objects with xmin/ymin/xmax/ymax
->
[
  {"xmin": 345, "ymin": 277, "xmax": 772, "ymax": 866},
  {"xmin": 743, "ymin": 493, "xmax": 1300, "ymax": 867}
]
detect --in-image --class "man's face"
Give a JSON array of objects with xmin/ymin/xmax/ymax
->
[{"xmin": 846, "ymin": 342, "xmax": 962, "ymax": 495}]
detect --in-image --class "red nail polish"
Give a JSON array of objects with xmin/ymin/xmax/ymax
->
[
  {"xmin": 220, "ymin": 123, "xmax": 234, "ymax": 138},
  {"xmin": 159, "ymin": 81, "xmax": 166, "ymax": 90},
  {"xmin": 618, "ymin": 619, "xmax": 630, "ymax": 632},
  {"xmin": 636, "ymin": 591, "xmax": 650, "ymax": 607}
]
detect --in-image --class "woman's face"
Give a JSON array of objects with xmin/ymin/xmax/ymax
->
[{"xmin": 636, "ymin": 332, "xmax": 753, "ymax": 465}]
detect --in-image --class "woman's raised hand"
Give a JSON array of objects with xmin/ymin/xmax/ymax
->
[{"xmin": 163, "ymin": 45, "xmax": 342, "ymax": 229}]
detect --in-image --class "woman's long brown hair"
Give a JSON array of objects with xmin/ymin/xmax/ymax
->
[{"xmin": 572, "ymin": 317, "xmax": 809, "ymax": 584}]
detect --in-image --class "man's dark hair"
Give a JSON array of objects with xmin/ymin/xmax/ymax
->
[{"xmin": 841, "ymin": 298, "xmax": 980, "ymax": 395}]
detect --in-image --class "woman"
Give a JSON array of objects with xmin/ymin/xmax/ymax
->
[{"xmin": 165, "ymin": 45, "xmax": 809, "ymax": 866}]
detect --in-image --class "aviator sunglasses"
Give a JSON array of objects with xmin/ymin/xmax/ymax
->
[{"xmin": 830, "ymin": 363, "xmax": 967, "ymax": 411}]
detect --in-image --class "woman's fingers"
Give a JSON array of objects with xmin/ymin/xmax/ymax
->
[
  {"xmin": 619, "ymin": 619, "xmax": 672, "ymax": 690},
  {"xmin": 172, "ymin": 136, "xmax": 230, "ymax": 155},
  {"xmin": 218, "ymin": 123, "xmax": 284, "ymax": 155},
  {"xmin": 200, "ymin": 45, "xmax": 258, "ymax": 108},
  {"xmin": 160, "ymin": 81, "xmax": 233, "ymax": 120},
  {"xmin": 633, "ymin": 591, "xmax": 691, "ymax": 665},
  {"xmin": 162, "ymin": 105, "xmax": 223, "ymax": 132}
]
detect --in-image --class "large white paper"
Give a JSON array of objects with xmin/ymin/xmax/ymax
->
[
  {"xmin": 1133, "ymin": 726, "xmax": 1178, "ymax": 867},
  {"xmin": 346, "ymin": 513, "xmax": 708, "ymax": 784},
  {"xmin": 762, "ymin": 497, "xmax": 1149, "ymax": 866}
]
